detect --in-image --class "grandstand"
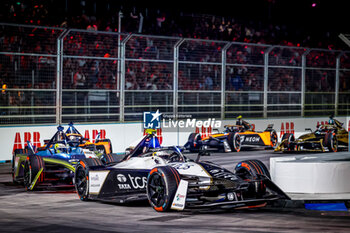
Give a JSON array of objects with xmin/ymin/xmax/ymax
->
[{"xmin": 0, "ymin": 0, "xmax": 349, "ymax": 125}]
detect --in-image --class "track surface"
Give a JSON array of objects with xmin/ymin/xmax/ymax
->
[{"xmin": 1, "ymin": 149, "xmax": 350, "ymax": 233}]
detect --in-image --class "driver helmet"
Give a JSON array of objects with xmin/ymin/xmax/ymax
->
[
  {"xmin": 67, "ymin": 133, "xmax": 81, "ymax": 142},
  {"xmin": 55, "ymin": 143, "xmax": 68, "ymax": 153},
  {"xmin": 236, "ymin": 115, "xmax": 243, "ymax": 119},
  {"xmin": 328, "ymin": 119, "xmax": 335, "ymax": 125}
]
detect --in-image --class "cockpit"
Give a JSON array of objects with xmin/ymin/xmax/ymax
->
[{"xmin": 133, "ymin": 148, "xmax": 186, "ymax": 164}]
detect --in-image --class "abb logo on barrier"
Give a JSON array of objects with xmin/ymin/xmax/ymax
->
[
  {"xmin": 13, "ymin": 129, "xmax": 106, "ymax": 152},
  {"xmin": 84, "ymin": 129, "xmax": 106, "ymax": 143},
  {"xmin": 143, "ymin": 128, "xmax": 163, "ymax": 145},
  {"xmin": 280, "ymin": 122, "xmax": 295, "ymax": 138},
  {"xmin": 196, "ymin": 126, "xmax": 212, "ymax": 139}
]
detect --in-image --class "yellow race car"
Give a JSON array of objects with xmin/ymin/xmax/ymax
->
[{"xmin": 184, "ymin": 124, "xmax": 278, "ymax": 153}]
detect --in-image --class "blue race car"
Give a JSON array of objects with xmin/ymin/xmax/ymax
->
[{"xmin": 12, "ymin": 125, "xmax": 117, "ymax": 190}]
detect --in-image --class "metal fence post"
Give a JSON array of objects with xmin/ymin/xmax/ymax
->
[
  {"xmin": 335, "ymin": 52, "xmax": 344, "ymax": 116},
  {"xmin": 173, "ymin": 39, "xmax": 185, "ymax": 119},
  {"xmin": 56, "ymin": 29, "xmax": 69, "ymax": 125},
  {"xmin": 263, "ymin": 46, "xmax": 274, "ymax": 118},
  {"xmin": 301, "ymin": 49, "xmax": 310, "ymax": 117},
  {"xmin": 221, "ymin": 42, "xmax": 231, "ymax": 120},
  {"xmin": 119, "ymin": 34, "xmax": 133, "ymax": 122}
]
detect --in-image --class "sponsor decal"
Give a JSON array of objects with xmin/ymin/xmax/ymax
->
[
  {"xmin": 172, "ymin": 163, "xmax": 194, "ymax": 170},
  {"xmin": 117, "ymin": 174, "xmax": 127, "ymax": 183},
  {"xmin": 171, "ymin": 180, "xmax": 188, "ymax": 211},
  {"xmin": 118, "ymin": 184, "xmax": 131, "ymax": 189},
  {"xmin": 128, "ymin": 174, "xmax": 147, "ymax": 189},
  {"xmin": 210, "ymin": 168, "xmax": 237, "ymax": 181},
  {"xmin": 240, "ymin": 135, "xmax": 260, "ymax": 143},
  {"xmin": 89, "ymin": 171, "xmax": 109, "ymax": 194}
]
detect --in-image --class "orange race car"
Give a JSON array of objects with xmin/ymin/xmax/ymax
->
[
  {"xmin": 184, "ymin": 123, "xmax": 278, "ymax": 153},
  {"xmin": 40, "ymin": 122, "xmax": 113, "ymax": 155}
]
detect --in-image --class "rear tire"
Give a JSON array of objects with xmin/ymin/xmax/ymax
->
[
  {"xmin": 234, "ymin": 160, "xmax": 270, "ymax": 197},
  {"xmin": 147, "ymin": 166, "xmax": 180, "ymax": 212},
  {"xmin": 23, "ymin": 155, "xmax": 45, "ymax": 191},
  {"xmin": 227, "ymin": 132, "xmax": 241, "ymax": 152},
  {"xmin": 187, "ymin": 133, "xmax": 202, "ymax": 153}
]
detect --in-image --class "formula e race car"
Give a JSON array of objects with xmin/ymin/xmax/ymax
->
[
  {"xmin": 184, "ymin": 124, "xmax": 278, "ymax": 153},
  {"xmin": 74, "ymin": 133, "xmax": 288, "ymax": 212},
  {"xmin": 12, "ymin": 126, "xmax": 118, "ymax": 190},
  {"xmin": 64, "ymin": 122, "xmax": 113, "ymax": 155},
  {"xmin": 275, "ymin": 118, "xmax": 349, "ymax": 153}
]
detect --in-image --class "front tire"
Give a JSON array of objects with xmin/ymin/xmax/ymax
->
[
  {"xmin": 281, "ymin": 133, "xmax": 295, "ymax": 151},
  {"xmin": 234, "ymin": 160, "xmax": 270, "ymax": 197},
  {"xmin": 23, "ymin": 155, "xmax": 45, "ymax": 191},
  {"xmin": 324, "ymin": 132, "xmax": 338, "ymax": 152},
  {"xmin": 74, "ymin": 158, "xmax": 104, "ymax": 201},
  {"xmin": 147, "ymin": 166, "xmax": 180, "ymax": 212}
]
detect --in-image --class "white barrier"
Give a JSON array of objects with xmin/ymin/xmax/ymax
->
[
  {"xmin": 0, "ymin": 116, "xmax": 349, "ymax": 161},
  {"xmin": 270, "ymin": 152, "xmax": 350, "ymax": 200}
]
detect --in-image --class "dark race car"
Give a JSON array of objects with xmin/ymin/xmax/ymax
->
[
  {"xmin": 275, "ymin": 117, "xmax": 349, "ymax": 153},
  {"xmin": 12, "ymin": 126, "xmax": 118, "ymax": 190},
  {"xmin": 74, "ymin": 134, "xmax": 289, "ymax": 212},
  {"xmin": 184, "ymin": 124, "xmax": 278, "ymax": 153}
]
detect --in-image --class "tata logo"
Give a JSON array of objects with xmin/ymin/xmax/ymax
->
[
  {"xmin": 117, "ymin": 174, "xmax": 127, "ymax": 183},
  {"xmin": 143, "ymin": 109, "xmax": 162, "ymax": 129}
]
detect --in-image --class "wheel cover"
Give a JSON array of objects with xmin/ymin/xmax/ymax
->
[
  {"xmin": 148, "ymin": 173, "xmax": 166, "ymax": 207},
  {"xmin": 75, "ymin": 166, "xmax": 88, "ymax": 197}
]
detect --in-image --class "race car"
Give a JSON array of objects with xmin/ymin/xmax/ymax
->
[
  {"xmin": 74, "ymin": 134, "xmax": 289, "ymax": 212},
  {"xmin": 12, "ymin": 126, "xmax": 118, "ymax": 190},
  {"xmin": 275, "ymin": 117, "xmax": 349, "ymax": 153},
  {"xmin": 65, "ymin": 122, "xmax": 113, "ymax": 155},
  {"xmin": 184, "ymin": 124, "xmax": 278, "ymax": 153}
]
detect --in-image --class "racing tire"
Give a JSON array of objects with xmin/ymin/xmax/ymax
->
[
  {"xmin": 234, "ymin": 160, "xmax": 270, "ymax": 197},
  {"xmin": 100, "ymin": 153, "xmax": 123, "ymax": 165},
  {"xmin": 187, "ymin": 133, "xmax": 202, "ymax": 153},
  {"xmin": 227, "ymin": 132, "xmax": 241, "ymax": 152},
  {"xmin": 23, "ymin": 155, "xmax": 45, "ymax": 191},
  {"xmin": 323, "ymin": 132, "xmax": 338, "ymax": 152},
  {"xmin": 270, "ymin": 130, "xmax": 278, "ymax": 148},
  {"xmin": 281, "ymin": 133, "xmax": 295, "ymax": 151},
  {"xmin": 147, "ymin": 166, "xmax": 180, "ymax": 212},
  {"xmin": 74, "ymin": 158, "xmax": 104, "ymax": 201}
]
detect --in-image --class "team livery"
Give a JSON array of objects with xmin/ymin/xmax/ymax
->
[
  {"xmin": 74, "ymin": 133, "xmax": 288, "ymax": 212},
  {"xmin": 184, "ymin": 123, "xmax": 278, "ymax": 153},
  {"xmin": 12, "ymin": 125, "xmax": 116, "ymax": 190},
  {"xmin": 275, "ymin": 117, "xmax": 349, "ymax": 153}
]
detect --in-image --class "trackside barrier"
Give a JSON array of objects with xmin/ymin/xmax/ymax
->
[{"xmin": 1, "ymin": 116, "xmax": 349, "ymax": 162}]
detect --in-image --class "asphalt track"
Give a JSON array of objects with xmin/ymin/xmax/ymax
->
[{"xmin": 0, "ymin": 149, "xmax": 350, "ymax": 233}]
